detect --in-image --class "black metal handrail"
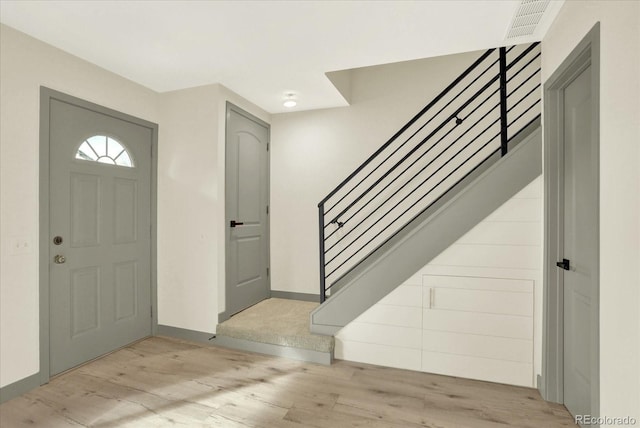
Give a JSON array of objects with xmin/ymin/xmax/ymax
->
[{"xmin": 318, "ymin": 43, "xmax": 541, "ymax": 302}]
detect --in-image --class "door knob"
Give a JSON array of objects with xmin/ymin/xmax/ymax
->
[
  {"xmin": 54, "ymin": 255, "xmax": 66, "ymax": 264},
  {"xmin": 230, "ymin": 220, "xmax": 244, "ymax": 228},
  {"xmin": 556, "ymin": 258, "xmax": 570, "ymax": 271}
]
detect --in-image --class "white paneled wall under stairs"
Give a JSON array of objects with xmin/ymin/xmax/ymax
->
[
  {"xmin": 335, "ymin": 176, "xmax": 542, "ymax": 387},
  {"xmin": 421, "ymin": 275, "xmax": 534, "ymax": 387}
]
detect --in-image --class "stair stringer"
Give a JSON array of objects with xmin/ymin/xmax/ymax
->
[{"xmin": 311, "ymin": 123, "xmax": 541, "ymax": 335}]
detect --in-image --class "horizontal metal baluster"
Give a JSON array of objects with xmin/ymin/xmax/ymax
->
[
  {"xmin": 507, "ymin": 52, "xmax": 541, "ymax": 84},
  {"xmin": 329, "ymin": 110, "xmax": 541, "ymax": 285},
  {"xmin": 507, "ymin": 99, "xmax": 541, "ymax": 129},
  {"xmin": 327, "ymin": 132, "xmax": 510, "ymax": 285},
  {"xmin": 327, "ymin": 131, "xmax": 502, "ymax": 279},
  {"xmin": 336, "ymin": 86, "xmax": 501, "ymax": 231},
  {"xmin": 328, "ymin": 72, "xmax": 504, "ymax": 225},
  {"xmin": 325, "ymin": 55, "xmax": 500, "ymax": 218},
  {"xmin": 507, "ymin": 83, "xmax": 541, "ymax": 114},
  {"xmin": 507, "ymin": 114, "xmax": 542, "ymax": 142},
  {"xmin": 506, "ymin": 68, "xmax": 541, "ymax": 100},
  {"xmin": 505, "ymin": 42, "xmax": 540, "ymax": 72},
  {"xmin": 324, "ymin": 113, "xmax": 501, "ymax": 268},
  {"xmin": 319, "ymin": 49, "xmax": 497, "ymax": 206},
  {"xmin": 506, "ymin": 99, "xmax": 541, "ymax": 141},
  {"xmin": 326, "ymin": 92, "xmax": 501, "ymax": 253}
]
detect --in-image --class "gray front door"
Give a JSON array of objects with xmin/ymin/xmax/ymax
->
[
  {"xmin": 49, "ymin": 98, "xmax": 152, "ymax": 375},
  {"xmin": 225, "ymin": 104, "xmax": 270, "ymax": 317},
  {"xmin": 561, "ymin": 65, "xmax": 596, "ymax": 418}
]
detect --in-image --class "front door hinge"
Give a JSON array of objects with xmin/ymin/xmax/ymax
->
[
  {"xmin": 266, "ymin": 205, "xmax": 269, "ymax": 214},
  {"xmin": 266, "ymin": 143, "xmax": 269, "ymax": 152},
  {"xmin": 150, "ymin": 305, "xmax": 153, "ymax": 318},
  {"xmin": 267, "ymin": 267, "xmax": 270, "ymax": 277}
]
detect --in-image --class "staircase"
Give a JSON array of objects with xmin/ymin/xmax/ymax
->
[{"xmin": 311, "ymin": 43, "xmax": 542, "ymax": 335}]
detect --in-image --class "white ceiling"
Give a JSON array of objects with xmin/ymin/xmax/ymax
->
[{"xmin": 0, "ymin": 1, "xmax": 562, "ymax": 113}]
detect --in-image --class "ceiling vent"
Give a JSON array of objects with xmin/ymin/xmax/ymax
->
[{"xmin": 506, "ymin": 0, "xmax": 550, "ymax": 39}]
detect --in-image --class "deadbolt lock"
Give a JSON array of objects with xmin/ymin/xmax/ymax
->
[{"xmin": 53, "ymin": 236, "xmax": 63, "ymax": 245}]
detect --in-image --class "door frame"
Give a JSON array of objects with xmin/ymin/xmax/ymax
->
[
  {"xmin": 38, "ymin": 87, "xmax": 159, "ymax": 384},
  {"xmin": 222, "ymin": 102, "xmax": 271, "ymax": 321},
  {"xmin": 541, "ymin": 23, "xmax": 600, "ymax": 415}
]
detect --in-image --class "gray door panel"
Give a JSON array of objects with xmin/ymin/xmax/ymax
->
[
  {"xmin": 562, "ymin": 65, "xmax": 594, "ymax": 418},
  {"xmin": 226, "ymin": 106, "xmax": 270, "ymax": 317},
  {"xmin": 49, "ymin": 99, "xmax": 151, "ymax": 375}
]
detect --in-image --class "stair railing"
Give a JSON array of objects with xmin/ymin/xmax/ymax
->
[{"xmin": 318, "ymin": 43, "xmax": 541, "ymax": 303}]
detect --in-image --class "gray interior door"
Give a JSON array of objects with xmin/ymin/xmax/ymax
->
[
  {"xmin": 225, "ymin": 104, "xmax": 270, "ymax": 317},
  {"xmin": 561, "ymin": 65, "xmax": 595, "ymax": 418},
  {"xmin": 49, "ymin": 99, "xmax": 152, "ymax": 375}
]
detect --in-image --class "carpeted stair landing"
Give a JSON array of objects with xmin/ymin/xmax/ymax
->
[{"xmin": 215, "ymin": 298, "xmax": 334, "ymax": 365}]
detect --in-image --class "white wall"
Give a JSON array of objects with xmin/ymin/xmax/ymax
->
[
  {"xmin": 0, "ymin": 24, "xmax": 159, "ymax": 388},
  {"xmin": 336, "ymin": 176, "xmax": 543, "ymax": 387},
  {"xmin": 542, "ymin": 1, "xmax": 640, "ymax": 422},
  {"xmin": 157, "ymin": 85, "xmax": 220, "ymax": 332},
  {"xmin": 270, "ymin": 49, "xmax": 484, "ymax": 295}
]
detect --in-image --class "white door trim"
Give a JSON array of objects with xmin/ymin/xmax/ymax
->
[
  {"xmin": 541, "ymin": 23, "xmax": 600, "ymax": 418},
  {"xmin": 39, "ymin": 87, "xmax": 159, "ymax": 383}
]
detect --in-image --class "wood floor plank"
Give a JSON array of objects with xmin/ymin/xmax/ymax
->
[
  {"xmin": 31, "ymin": 372, "xmax": 219, "ymax": 427},
  {"xmin": 284, "ymin": 406, "xmax": 415, "ymax": 428},
  {"xmin": 0, "ymin": 395, "xmax": 85, "ymax": 427},
  {"xmin": 0, "ymin": 336, "xmax": 576, "ymax": 427}
]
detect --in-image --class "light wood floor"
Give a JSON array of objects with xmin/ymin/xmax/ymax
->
[{"xmin": 0, "ymin": 336, "xmax": 576, "ymax": 427}]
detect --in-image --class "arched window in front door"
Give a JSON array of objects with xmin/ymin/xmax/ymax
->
[{"xmin": 75, "ymin": 135, "xmax": 134, "ymax": 167}]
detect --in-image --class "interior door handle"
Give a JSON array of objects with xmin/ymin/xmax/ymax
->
[
  {"xmin": 556, "ymin": 258, "xmax": 570, "ymax": 271},
  {"xmin": 230, "ymin": 220, "xmax": 244, "ymax": 228}
]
